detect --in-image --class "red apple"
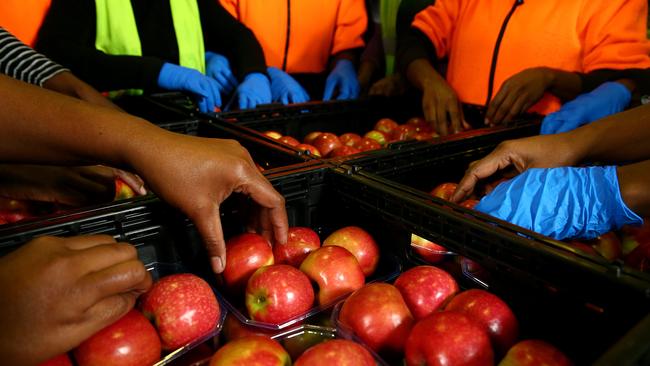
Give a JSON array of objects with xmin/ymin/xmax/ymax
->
[
  {"xmin": 445, "ymin": 289, "xmax": 519, "ymax": 355},
  {"xmin": 0, "ymin": 198, "xmax": 33, "ymax": 223},
  {"xmin": 406, "ymin": 117, "xmax": 433, "ymax": 133},
  {"xmin": 498, "ymin": 339, "xmax": 572, "ymax": 366},
  {"xmin": 621, "ymin": 221, "xmax": 650, "ymax": 255},
  {"xmin": 374, "ymin": 118, "xmax": 399, "ymax": 135},
  {"xmin": 312, "ymin": 132, "xmax": 342, "ymax": 157},
  {"xmin": 142, "ymin": 273, "xmax": 221, "ymax": 350},
  {"xmin": 223, "ymin": 233, "xmax": 274, "ymax": 290},
  {"xmin": 339, "ymin": 283, "xmax": 414, "ymax": 354},
  {"xmin": 295, "ymin": 143, "xmax": 322, "ymax": 157},
  {"xmin": 303, "ymin": 131, "xmax": 323, "ymax": 145},
  {"xmin": 294, "ymin": 339, "xmax": 375, "ymax": 366},
  {"xmin": 364, "ymin": 130, "xmax": 388, "ymax": 146},
  {"xmin": 38, "ymin": 354, "xmax": 73, "ymax": 366},
  {"xmin": 278, "ymin": 135, "xmax": 300, "ymax": 147},
  {"xmin": 273, "ymin": 226, "xmax": 321, "ymax": 267},
  {"xmin": 391, "ymin": 124, "xmax": 417, "ymax": 141},
  {"xmin": 625, "ymin": 242, "xmax": 650, "ymax": 272},
  {"xmin": 263, "ymin": 130, "xmax": 283, "ymax": 140},
  {"xmin": 405, "ymin": 311, "xmax": 494, "ymax": 366},
  {"xmin": 355, "ymin": 137, "xmax": 382, "ymax": 152},
  {"xmin": 411, "ymin": 234, "xmax": 449, "ymax": 264},
  {"xmin": 460, "ymin": 199, "xmax": 480, "ymax": 209},
  {"xmin": 395, "ymin": 266, "xmax": 459, "ymax": 320},
  {"xmin": 222, "ymin": 314, "xmax": 274, "ymax": 341},
  {"xmin": 114, "ymin": 177, "xmax": 136, "ymax": 200},
  {"xmin": 300, "ymin": 246, "xmax": 365, "ymax": 305},
  {"xmin": 245, "ymin": 264, "xmax": 314, "ymax": 324},
  {"xmin": 430, "ymin": 182, "xmax": 458, "ymax": 201},
  {"xmin": 567, "ymin": 240, "xmax": 598, "ymax": 256},
  {"xmin": 74, "ymin": 309, "xmax": 161, "ymax": 366},
  {"xmin": 209, "ymin": 335, "xmax": 290, "ymax": 366},
  {"xmin": 330, "ymin": 145, "xmax": 361, "ymax": 157},
  {"xmin": 589, "ymin": 232, "xmax": 622, "ymax": 262},
  {"xmin": 323, "ymin": 226, "xmax": 380, "ymax": 277},
  {"xmin": 339, "ymin": 132, "xmax": 362, "ymax": 147}
]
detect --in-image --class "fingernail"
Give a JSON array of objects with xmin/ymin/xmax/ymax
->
[
  {"xmin": 484, "ymin": 118, "xmax": 490, "ymax": 125},
  {"xmin": 211, "ymin": 257, "xmax": 224, "ymax": 273},
  {"xmin": 138, "ymin": 185, "xmax": 147, "ymax": 195}
]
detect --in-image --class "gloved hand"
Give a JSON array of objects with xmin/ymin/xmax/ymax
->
[
  {"xmin": 267, "ymin": 67, "xmax": 310, "ymax": 104},
  {"xmin": 157, "ymin": 63, "xmax": 221, "ymax": 113},
  {"xmin": 541, "ymin": 82, "xmax": 631, "ymax": 135},
  {"xmin": 475, "ymin": 166, "xmax": 642, "ymax": 240},
  {"xmin": 205, "ymin": 51, "xmax": 238, "ymax": 95},
  {"xmin": 323, "ymin": 59, "xmax": 360, "ymax": 101},
  {"xmin": 234, "ymin": 72, "xmax": 272, "ymax": 110}
]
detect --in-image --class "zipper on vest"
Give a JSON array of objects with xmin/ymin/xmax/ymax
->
[
  {"xmin": 485, "ymin": 0, "xmax": 524, "ymax": 106},
  {"xmin": 281, "ymin": 0, "xmax": 291, "ymax": 71}
]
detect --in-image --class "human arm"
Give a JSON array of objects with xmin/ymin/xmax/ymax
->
[
  {"xmin": 0, "ymin": 74, "xmax": 288, "ymax": 273},
  {"xmin": 42, "ymin": 71, "xmax": 120, "ymax": 110},
  {"xmin": 0, "ymin": 235, "xmax": 152, "ymax": 366}
]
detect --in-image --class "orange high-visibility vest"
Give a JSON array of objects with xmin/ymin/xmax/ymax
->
[
  {"xmin": 412, "ymin": 0, "xmax": 650, "ymax": 115},
  {"xmin": 0, "ymin": 0, "xmax": 52, "ymax": 47},
  {"xmin": 220, "ymin": 0, "xmax": 367, "ymax": 74}
]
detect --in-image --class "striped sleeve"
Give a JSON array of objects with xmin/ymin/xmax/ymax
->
[{"xmin": 0, "ymin": 27, "xmax": 68, "ymax": 86}]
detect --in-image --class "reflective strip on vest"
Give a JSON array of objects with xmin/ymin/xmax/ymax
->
[{"xmin": 94, "ymin": 0, "xmax": 205, "ymax": 96}]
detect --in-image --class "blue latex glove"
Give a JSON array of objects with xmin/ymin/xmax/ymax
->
[
  {"xmin": 205, "ymin": 51, "xmax": 238, "ymax": 95},
  {"xmin": 541, "ymin": 82, "xmax": 631, "ymax": 135},
  {"xmin": 234, "ymin": 72, "xmax": 272, "ymax": 110},
  {"xmin": 267, "ymin": 67, "xmax": 310, "ymax": 104},
  {"xmin": 157, "ymin": 63, "xmax": 221, "ymax": 113},
  {"xmin": 323, "ymin": 59, "xmax": 360, "ymax": 101},
  {"xmin": 475, "ymin": 166, "xmax": 642, "ymax": 240}
]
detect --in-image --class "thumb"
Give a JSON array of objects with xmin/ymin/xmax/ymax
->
[{"xmin": 189, "ymin": 204, "xmax": 226, "ymax": 273}]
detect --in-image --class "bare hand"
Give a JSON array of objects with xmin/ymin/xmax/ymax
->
[
  {"xmin": 369, "ymin": 74, "xmax": 407, "ymax": 97},
  {"xmin": 422, "ymin": 79, "xmax": 464, "ymax": 136},
  {"xmin": 0, "ymin": 235, "xmax": 151, "ymax": 365},
  {"xmin": 0, "ymin": 164, "xmax": 145, "ymax": 206},
  {"xmin": 486, "ymin": 67, "xmax": 553, "ymax": 125},
  {"xmin": 451, "ymin": 133, "xmax": 578, "ymax": 202},
  {"xmin": 129, "ymin": 134, "xmax": 288, "ymax": 274}
]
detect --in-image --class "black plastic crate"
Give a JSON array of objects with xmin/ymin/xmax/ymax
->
[{"xmin": 115, "ymin": 93, "xmax": 201, "ymax": 135}]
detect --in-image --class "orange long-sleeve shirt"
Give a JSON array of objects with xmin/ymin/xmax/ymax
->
[
  {"xmin": 412, "ymin": 0, "xmax": 650, "ymax": 115},
  {"xmin": 0, "ymin": 0, "xmax": 51, "ymax": 47},
  {"xmin": 219, "ymin": 0, "xmax": 367, "ymax": 74}
]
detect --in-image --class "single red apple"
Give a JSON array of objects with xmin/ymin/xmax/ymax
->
[
  {"xmin": 405, "ymin": 311, "xmax": 494, "ymax": 366},
  {"xmin": 589, "ymin": 232, "xmax": 622, "ymax": 262},
  {"xmin": 114, "ymin": 177, "xmax": 136, "ymax": 200},
  {"xmin": 339, "ymin": 283, "xmax": 414, "ymax": 355},
  {"xmin": 323, "ymin": 226, "xmax": 380, "ymax": 277},
  {"xmin": 273, "ymin": 226, "xmax": 321, "ymax": 267},
  {"xmin": 223, "ymin": 233, "xmax": 274, "ymax": 290},
  {"xmin": 295, "ymin": 143, "xmax": 322, "ymax": 157},
  {"xmin": 445, "ymin": 289, "xmax": 519, "ymax": 356},
  {"xmin": 0, "ymin": 198, "xmax": 33, "ymax": 223},
  {"xmin": 625, "ymin": 242, "xmax": 650, "ymax": 272},
  {"xmin": 395, "ymin": 265, "xmax": 459, "ymax": 320},
  {"xmin": 222, "ymin": 313, "xmax": 274, "ymax": 341},
  {"xmin": 374, "ymin": 118, "xmax": 399, "ymax": 135},
  {"xmin": 364, "ymin": 130, "xmax": 388, "ymax": 146},
  {"xmin": 498, "ymin": 339, "xmax": 572, "ymax": 366},
  {"xmin": 330, "ymin": 145, "xmax": 361, "ymax": 157},
  {"xmin": 294, "ymin": 339, "xmax": 375, "ymax": 366},
  {"xmin": 142, "ymin": 273, "xmax": 221, "ymax": 350},
  {"xmin": 355, "ymin": 137, "xmax": 382, "ymax": 152},
  {"xmin": 300, "ymin": 246, "xmax": 365, "ymax": 305},
  {"xmin": 430, "ymin": 182, "xmax": 458, "ymax": 201},
  {"xmin": 411, "ymin": 234, "xmax": 449, "ymax": 264},
  {"xmin": 74, "ymin": 309, "xmax": 161, "ymax": 366},
  {"xmin": 38, "ymin": 354, "xmax": 73, "ymax": 366},
  {"xmin": 263, "ymin": 131, "xmax": 283, "ymax": 140},
  {"xmin": 303, "ymin": 131, "xmax": 323, "ymax": 145},
  {"xmin": 209, "ymin": 335, "xmax": 290, "ymax": 366},
  {"xmin": 339, "ymin": 132, "xmax": 362, "ymax": 147},
  {"xmin": 312, "ymin": 132, "xmax": 343, "ymax": 157},
  {"xmin": 406, "ymin": 117, "xmax": 433, "ymax": 133},
  {"xmin": 621, "ymin": 221, "xmax": 650, "ymax": 255},
  {"xmin": 391, "ymin": 124, "xmax": 417, "ymax": 141},
  {"xmin": 245, "ymin": 264, "xmax": 314, "ymax": 324},
  {"xmin": 278, "ymin": 135, "xmax": 300, "ymax": 147},
  {"xmin": 460, "ymin": 199, "xmax": 480, "ymax": 209}
]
